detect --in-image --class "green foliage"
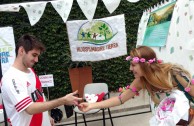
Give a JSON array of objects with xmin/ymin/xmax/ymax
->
[{"xmin": 0, "ymin": 0, "xmax": 163, "ymax": 99}]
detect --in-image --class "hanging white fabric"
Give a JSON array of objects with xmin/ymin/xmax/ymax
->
[
  {"xmin": 0, "ymin": 3, "xmax": 20, "ymax": 12},
  {"xmin": 51, "ymin": 0, "xmax": 73, "ymax": 23},
  {"xmin": 0, "ymin": 27, "xmax": 16, "ymax": 75},
  {"xmin": 66, "ymin": 14, "xmax": 127, "ymax": 61},
  {"xmin": 77, "ymin": 0, "xmax": 98, "ymax": 21},
  {"xmin": 102, "ymin": 0, "xmax": 121, "ymax": 14},
  {"xmin": 127, "ymin": 0, "xmax": 140, "ymax": 3},
  {"xmin": 21, "ymin": 2, "xmax": 47, "ymax": 26}
]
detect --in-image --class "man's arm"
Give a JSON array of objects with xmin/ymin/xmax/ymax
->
[{"xmin": 25, "ymin": 90, "xmax": 82, "ymax": 115}]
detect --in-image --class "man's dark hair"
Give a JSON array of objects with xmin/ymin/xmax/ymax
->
[{"xmin": 16, "ymin": 34, "xmax": 45, "ymax": 56}]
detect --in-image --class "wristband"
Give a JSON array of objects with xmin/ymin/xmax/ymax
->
[{"xmin": 118, "ymin": 95, "xmax": 123, "ymax": 104}]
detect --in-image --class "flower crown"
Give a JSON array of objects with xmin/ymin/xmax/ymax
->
[{"xmin": 125, "ymin": 56, "xmax": 162, "ymax": 64}]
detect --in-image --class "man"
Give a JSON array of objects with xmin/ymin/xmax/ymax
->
[{"xmin": 1, "ymin": 34, "xmax": 82, "ymax": 126}]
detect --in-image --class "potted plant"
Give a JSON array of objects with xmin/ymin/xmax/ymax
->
[{"xmin": 66, "ymin": 58, "xmax": 93, "ymax": 98}]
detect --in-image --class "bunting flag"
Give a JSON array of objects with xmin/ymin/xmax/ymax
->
[
  {"xmin": 77, "ymin": 0, "xmax": 98, "ymax": 21},
  {"xmin": 51, "ymin": 0, "xmax": 73, "ymax": 23},
  {"xmin": 66, "ymin": 14, "xmax": 127, "ymax": 61},
  {"xmin": 0, "ymin": 3, "xmax": 20, "ymax": 12},
  {"xmin": 0, "ymin": 27, "xmax": 16, "ymax": 75},
  {"xmin": 0, "ymin": 0, "xmax": 142, "ymax": 24},
  {"xmin": 102, "ymin": 0, "xmax": 121, "ymax": 14},
  {"xmin": 127, "ymin": 0, "xmax": 140, "ymax": 3},
  {"xmin": 21, "ymin": 2, "xmax": 47, "ymax": 26}
]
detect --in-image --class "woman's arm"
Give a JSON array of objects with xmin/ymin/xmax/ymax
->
[{"xmin": 79, "ymin": 78, "xmax": 143, "ymax": 112}]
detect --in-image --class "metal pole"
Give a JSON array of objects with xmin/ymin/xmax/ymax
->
[{"xmin": 44, "ymin": 72, "xmax": 49, "ymax": 100}]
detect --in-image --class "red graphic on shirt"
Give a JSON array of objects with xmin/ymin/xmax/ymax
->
[
  {"xmin": 26, "ymin": 82, "xmax": 31, "ymax": 87},
  {"xmin": 30, "ymin": 69, "xmax": 43, "ymax": 126}
]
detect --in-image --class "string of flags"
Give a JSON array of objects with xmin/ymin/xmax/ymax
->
[{"xmin": 0, "ymin": 0, "xmax": 139, "ymax": 26}]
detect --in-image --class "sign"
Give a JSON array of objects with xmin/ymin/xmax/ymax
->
[
  {"xmin": 0, "ymin": 27, "xmax": 16, "ymax": 75},
  {"xmin": 39, "ymin": 74, "xmax": 54, "ymax": 87},
  {"xmin": 142, "ymin": 1, "xmax": 176, "ymax": 47},
  {"xmin": 66, "ymin": 14, "xmax": 127, "ymax": 61}
]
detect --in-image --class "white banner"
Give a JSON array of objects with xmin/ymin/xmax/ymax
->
[
  {"xmin": 0, "ymin": 27, "xmax": 16, "ymax": 75},
  {"xmin": 66, "ymin": 14, "xmax": 127, "ymax": 61}
]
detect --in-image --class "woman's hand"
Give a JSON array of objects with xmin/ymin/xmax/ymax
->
[{"xmin": 78, "ymin": 102, "xmax": 91, "ymax": 112}]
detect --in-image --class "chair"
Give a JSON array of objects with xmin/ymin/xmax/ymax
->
[{"xmin": 73, "ymin": 83, "xmax": 114, "ymax": 126}]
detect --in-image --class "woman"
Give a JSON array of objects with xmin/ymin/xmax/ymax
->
[{"xmin": 79, "ymin": 46, "xmax": 194, "ymax": 126}]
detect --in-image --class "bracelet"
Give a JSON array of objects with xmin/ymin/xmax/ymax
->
[
  {"xmin": 118, "ymin": 95, "xmax": 123, "ymax": 104},
  {"xmin": 128, "ymin": 87, "xmax": 139, "ymax": 96}
]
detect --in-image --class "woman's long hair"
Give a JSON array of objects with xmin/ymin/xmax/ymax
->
[{"xmin": 130, "ymin": 46, "xmax": 191, "ymax": 103}]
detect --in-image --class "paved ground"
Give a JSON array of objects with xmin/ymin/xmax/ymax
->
[{"xmin": 55, "ymin": 91, "xmax": 153, "ymax": 126}]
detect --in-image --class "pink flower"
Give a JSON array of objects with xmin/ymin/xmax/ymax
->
[
  {"xmin": 185, "ymin": 87, "xmax": 191, "ymax": 92},
  {"xmin": 140, "ymin": 58, "xmax": 145, "ymax": 63},
  {"xmin": 161, "ymin": 106, "xmax": 166, "ymax": 111},
  {"xmin": 157, "ymin": 59, "xmax": 162, "ymax": 63},
  {"xmin": 131, "ymin": 87, "xmax": 137, "ymax": 92},
  {"xmin": 191, "ymin": 79, "xmax": 194, "ymax": 85},
  {"xmin": 126, "ymin": 56, "xmax": 131, "ymax": 61},
  {"xmin": 133, "ymin": 57, "xmax": 139, "ymax": 63},
  {"xmin": 126, "ymin": 85, "xmax": 130, "ymax": 89},
  {"xmin": 118, "ymin": 87, "xmax": 123, "ymax": 92},
  {"xmin": 148, "ymin": 59, "xmax": 154, "ymax": 64}
]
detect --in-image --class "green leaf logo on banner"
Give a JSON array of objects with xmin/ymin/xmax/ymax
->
[{"xmin": 77, "ymin": 20, "xmax": 118, "ymax": 45}]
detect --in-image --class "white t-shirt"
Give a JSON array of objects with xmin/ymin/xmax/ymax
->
[{"xmin": 1, "ymin": 67, "xmax": 51, "ymax": 126}]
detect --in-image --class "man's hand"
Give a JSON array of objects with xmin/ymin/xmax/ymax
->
[{"xmin": 62, "ymin": 90, "xmax": 82, "ymax": 106}]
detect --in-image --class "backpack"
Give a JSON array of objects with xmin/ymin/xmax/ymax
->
[{"xmin": 50, "ymin": 108, "xmax": 63, "ymax": 123}]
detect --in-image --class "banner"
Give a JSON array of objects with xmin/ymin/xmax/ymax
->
[
  {"xmin": 0, "ymin": 27, "xmax": 16, "ymax": 75},
  {"xmin": 137, "ymin": 0, "xmax": 194, "ymax": 77},
  {"xmin": 66, "ymin": 14, "xmax": 127, "ymax": 61},
  {"xmin": 142, "ymin": 1, "xmax": 176, "ymax": 47}
]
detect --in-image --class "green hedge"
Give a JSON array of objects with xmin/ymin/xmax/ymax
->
[{"xmin": 0, "ymin": 0, "xmax": 163, "ymax": 99}]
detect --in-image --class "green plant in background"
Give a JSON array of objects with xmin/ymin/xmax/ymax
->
[
  {"xmin": 64, "ymin": 53, "xmax": 92, "ymax": 69},
  {"xmin": 0, "ymin": 0, "xmax": 163, "ymax": 99}
]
